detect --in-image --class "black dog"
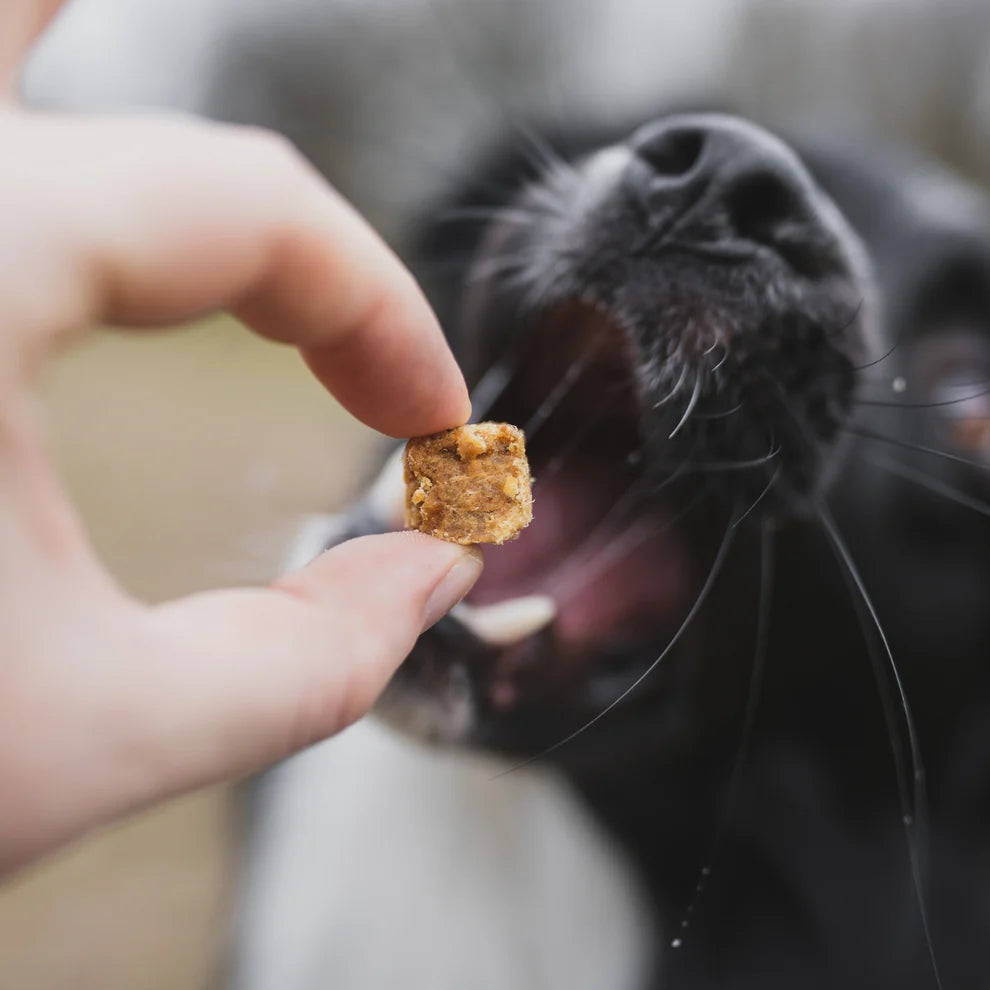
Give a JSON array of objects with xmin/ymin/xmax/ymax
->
[{"xmin": 240, "ymin": 113, "xmax": 990, "ymax": 990}]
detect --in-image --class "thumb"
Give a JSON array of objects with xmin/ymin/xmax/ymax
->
[{"xmin": 117, "ymin": 532, "xmax": 481, "ymax": 809}]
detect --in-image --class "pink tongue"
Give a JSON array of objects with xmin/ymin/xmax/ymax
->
[{"xmin": 468, "ymin": 468, "xmax": 689, "ymax": 645}]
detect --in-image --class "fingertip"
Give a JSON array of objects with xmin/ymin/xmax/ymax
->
[
  {"xmin": 302, "ymin": 333, "xmax": 471, "ymax": 439},
  {"xmin": 277, "ymin": 530, "xmax": 482, "ymax": 626},
  {"xmin": 431, "ymin": 370, "xmax": 473, "ymax": 435},
  {"xmin": 376, "ymin": 378, "xmax": 472, "ymax": 440},
  {"xmin": 419, "ymin": 541, "xmax": 483, "ymax": 631}
]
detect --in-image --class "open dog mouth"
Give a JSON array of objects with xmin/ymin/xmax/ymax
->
[
  {"xmin": 380, "ymin": 277, "xmax": 860, "ymax": 738},
  {"xmin": 371, "ymin": 298, "xmax": 703, "ymax": 742},
  {"xmin": 451, "ymin": 300, "xmax": 697, "ymax": 686}
]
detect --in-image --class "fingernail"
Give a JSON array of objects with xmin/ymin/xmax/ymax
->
[{"xmin": 421, "ymin": 547, "xmax": 484, "ymax": 632}]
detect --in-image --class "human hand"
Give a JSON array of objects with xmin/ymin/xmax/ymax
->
[{"xmin": 0, "ymin": 1, "xmax": 481, "ymax": 873}]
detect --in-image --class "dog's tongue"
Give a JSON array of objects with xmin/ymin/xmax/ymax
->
[{"xmin": 468, "ymin": 467, "xmax": 689, "ymax": 645}]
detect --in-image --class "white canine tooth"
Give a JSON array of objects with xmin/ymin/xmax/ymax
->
[
  {"xmin": 366, "ymin": 445, "xmax": 407, "ymax": 529},
  {"xmin": 452, "ymin": 595, "xmax": 557, "ymax": 647}
]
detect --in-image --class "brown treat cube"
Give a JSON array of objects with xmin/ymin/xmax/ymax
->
[{"xmin": 404, "ymin": 422, "xmax": 533, "ymax": 545}]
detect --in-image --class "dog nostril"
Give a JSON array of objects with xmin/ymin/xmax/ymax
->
[
  {"xmin": 627, "ymin": 115, "xmax": 834, "ymax": 274},
  {"xmin": 634, "ymin": 126, "xmax": 706, "ymax": 178},
  {"xmin": 725, "ymin": 171, "xmax": 804, "ymax": 244}
]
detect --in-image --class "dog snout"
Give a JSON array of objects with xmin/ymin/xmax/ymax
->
[{"xmin": 627, "ymin": 114, "xmax": 816, "ymax": 255}]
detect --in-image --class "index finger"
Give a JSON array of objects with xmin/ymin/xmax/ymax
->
[{"xmin": 0, "ymin": 110, "xmax": 470, "ymax": 437}]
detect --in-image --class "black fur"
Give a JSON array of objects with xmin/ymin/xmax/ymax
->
[{"xmin": 318, "ymin": 115, "xmax": 990, "ymax": 988}]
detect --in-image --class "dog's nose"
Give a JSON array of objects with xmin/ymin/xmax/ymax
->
[{"xmin": 627, "ymin": 114, "xmax": 814, "ymax": 250}]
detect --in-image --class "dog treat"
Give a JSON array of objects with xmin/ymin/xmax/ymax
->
[{"xmin": 404, "ymin": 422, "xmax": 533, "ymax": 545}]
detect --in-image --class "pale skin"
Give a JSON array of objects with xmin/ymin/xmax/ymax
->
[{"xmin": 0, "ymin": 0, "xmax": 482, "ymax": 873}]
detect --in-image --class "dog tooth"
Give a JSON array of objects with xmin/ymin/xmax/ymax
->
[{"xmin": 451, "ymin": 595, "xmax": 556, "ymax": 646}]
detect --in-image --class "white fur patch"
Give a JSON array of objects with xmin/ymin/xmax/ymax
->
[{"xmin": 234, "ymin": 721, "xmax": 653, "ymax": 990}]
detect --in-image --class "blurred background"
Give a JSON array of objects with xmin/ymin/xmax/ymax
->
[{"xmin": 5, "ymin": 0, "xmax": 989, "ymax": 987}]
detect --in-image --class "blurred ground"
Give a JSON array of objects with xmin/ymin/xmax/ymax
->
[{"xmin": 0, "ymin": 320, "xmax": 381, "ymax": 989}]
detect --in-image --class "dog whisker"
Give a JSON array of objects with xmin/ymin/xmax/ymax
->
[
  {"xmin": 854, "ymin": 384, "xmax": 990, "ymax": 410},
  {"xmin": 523, "ymin": 338, "xmax": 603, "ymax": 442},
  {"xmin": 467, "ymin": 253, "xmax": 532, "ymax": 284},
  {"xmin": 845, "ymin": 424, "xmax": 990, "ymax": 472},
  {"xmin": 469, "ymin": 353, "xmax": 519, "ymax": 420},
  {"xmin": 769, "ymin": 369, "xmax": 941, "ymax": 959},
  {"xmin": 437, "ymin": 205, "xmax": 544, "ymax": 226},
  {"xmin": 533, "ymin": 406, "xmax": 612, "ymax": 486},
  {"xmin": 492, "ymin": 511, "xmax": 737, "ymax": 779},
  {"xmin": 673, "ymin": 518, "xmax": 777, "ymax": 946},
  {"xmin": 732, "ymin": 464, "xmax": 782, "ymax": 528},
  {"xmin": 668, "ymin": 366, "xmax": 704, "ymax": 439},
  {"xmin": 687, "ymin": 444, "xmax": 781, "ymax": 473},
  {"xmin": 862, "ymin": 451, "xmax": 990, "ymax": 520},
  {"xmin": 816, "ymin": 499, "xmax": 943, "ymax": 990},
  {"xmin": 514, "ymin": 123, "xmax": 578, "ymax": 182},
  {"xmin": 711, "ymin": 339, "xmax": 730, "ymax": 374},
  {"xmin": 535, "ymin": 475, "xmax": 654, "ymax": 584},
  {"xmin": 550, "ymin": 486, "xmax": 710, "ymax": 605},
  {"xmin": 653, "ymin": 359, "xmax": 689, "ymax": 410},
  {"xmin": 693, "ymin": 403, "xmax": 743, "ymax": 421}
]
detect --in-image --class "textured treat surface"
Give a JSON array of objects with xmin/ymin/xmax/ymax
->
[{"xmin": 404, "ymin": 422, "xmax": 533, "ymax": 545}]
